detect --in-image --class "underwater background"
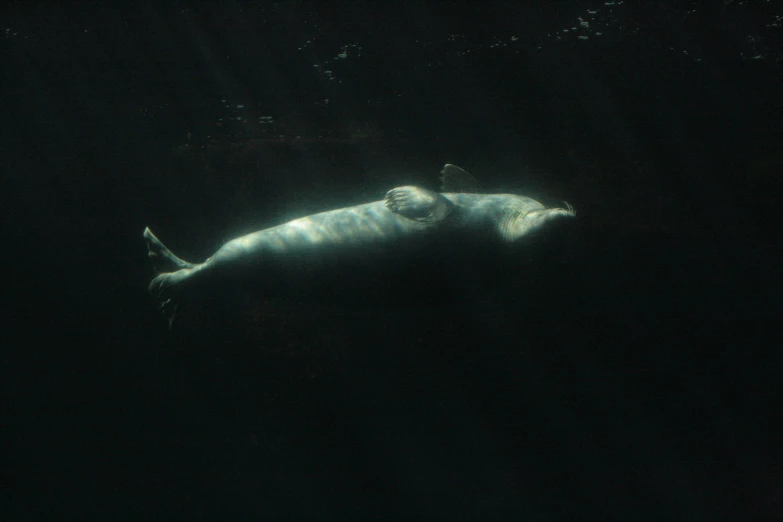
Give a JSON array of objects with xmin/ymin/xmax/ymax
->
[{"xmin": 3, "ymin": 2, "xmax": 782, "ymax": 519}]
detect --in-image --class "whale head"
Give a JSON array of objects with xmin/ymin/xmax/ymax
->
[{"xmin": 502, "ymin": 202, "xmax": 576, "ymax": 243}]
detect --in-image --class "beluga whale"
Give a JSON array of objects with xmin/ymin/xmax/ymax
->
[{"xmin": 144, "ymin": 164, "xmax": 575, "ymax": 325}]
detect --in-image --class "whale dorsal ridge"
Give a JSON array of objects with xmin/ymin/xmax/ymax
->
[{"xmin": 439, "ymin": 164, "xmax": 483, "ymax": 193}]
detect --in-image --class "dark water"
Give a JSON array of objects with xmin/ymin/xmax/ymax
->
[{"xmin": 4, "ymin": 2, "xmax": 782, "ymax": 519}]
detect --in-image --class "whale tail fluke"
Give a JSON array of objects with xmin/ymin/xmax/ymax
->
[
  {"xmin": 143, "ymin": 227, "xmax": 196, "ymax": 330},
  {"xmin": 143, "ymin": 227, "xmax": 197, "ymax": 271}
]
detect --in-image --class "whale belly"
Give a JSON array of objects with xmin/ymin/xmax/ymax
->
[{"xmin": 251, "ymin": 201, "xmax": 432, "ymax": 254}]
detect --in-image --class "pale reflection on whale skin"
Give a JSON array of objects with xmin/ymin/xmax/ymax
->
[{"xmin": 143, "ymin": 165, "xmax": 575, "ymax": 312}]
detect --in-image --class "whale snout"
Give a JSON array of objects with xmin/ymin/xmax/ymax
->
[{"xmin": 505, "ymin": 203, "xmax": 576, "ymax": 242}]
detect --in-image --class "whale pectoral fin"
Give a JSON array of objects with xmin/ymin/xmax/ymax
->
[
  {"xmin": 384, "ymin": 186, "xmax": 453, "ymax": 224},
  {"xmin": 144, "ymin": 227, "xmax": 199, "ymax": 330},
  {"xmin": 439, "ymin": 164, "xmax": 483, "ymax": 193}
]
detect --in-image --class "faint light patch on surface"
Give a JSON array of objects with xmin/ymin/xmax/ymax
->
[
  {"xmin": 138, "ymin": 104, "xmax": 170, "ymax": 119},
  {"xmin": 740, "ymin": 34, "xmax": 775, "ymax": 62},
  {"xmin": 161, "ymin": 1, "xmax": 781, "ymax": 150},
  {"xmin": 307, "ymin": 42, "xmax": 363, "ymax": 83},
  {"xmin": 2, "ymin": 26, "xmax": 39, "ymax": 44},
  {"xmin": 543, "ymin": 4, "xmax": 628, "ymax": 47}
]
